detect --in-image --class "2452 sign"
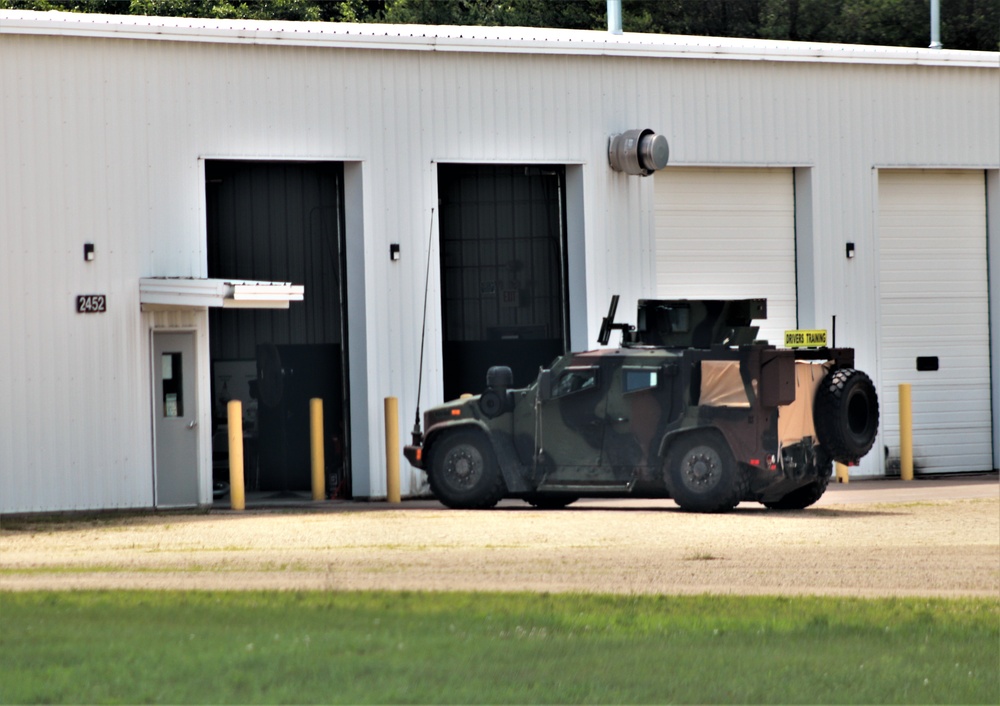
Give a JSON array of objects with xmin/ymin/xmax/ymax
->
[{"xmin": 76, "ymin": 294, "xmax": 107, "ymax": 313}]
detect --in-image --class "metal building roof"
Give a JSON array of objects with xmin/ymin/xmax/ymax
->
[{"xmin": 1, "ymin": 9, "xmax": 996, "ymax": 68}]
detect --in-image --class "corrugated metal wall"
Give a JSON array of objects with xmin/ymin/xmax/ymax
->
[{"xmin": 1, "ymin": 18, "xmax": 998, "ymax": 511}]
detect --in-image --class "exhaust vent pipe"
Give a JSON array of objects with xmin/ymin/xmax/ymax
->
[
  {"xmin": 609, "ymin": 129, "xmax": 670, "ymax": 177},
  {"xmin": 929, "ymin": 0, "xmax": 942, "ymax": 49},
  {"xmin": 607, "ymin": 0, "xmax": 622, "ymax": 35}
]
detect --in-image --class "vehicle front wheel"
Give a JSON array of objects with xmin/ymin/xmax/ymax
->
[
  {"xmin": 427, "ymin": 429, "xmax": 506, "ymax": 509},
  {"xmin": 664, "ymin": 431, "xmax": 747, "ymax": 513}
]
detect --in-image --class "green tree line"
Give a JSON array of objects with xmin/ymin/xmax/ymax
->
[{"xmin": 1, "ymin": 0, "xmax": 996, "ymax": 51}]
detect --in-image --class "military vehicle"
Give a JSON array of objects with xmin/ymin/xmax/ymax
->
[{"xmin": 404, "ymin": 296, "xmax": 879, "ymax": 512}]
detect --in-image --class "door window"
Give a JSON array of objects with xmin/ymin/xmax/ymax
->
[
  {"xmin": 622, "ymin": 367, "xmax": 659, "ymax": 394},
  {"xmin": 161, "ymin": 352, "xmax": 183, "ymax": 417},
  {"xmin": 552, "ymin": 366, "xmax": 600, "ymax": 398}
]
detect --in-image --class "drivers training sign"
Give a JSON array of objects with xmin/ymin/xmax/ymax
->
[{"xmin": 784, "ymin": 329, "xmax": 827, "ymax": 348}]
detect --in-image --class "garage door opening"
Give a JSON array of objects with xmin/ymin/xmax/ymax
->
[
  {"xmin": 437, "ymin": 164, "xmax": 570, "ymax": 401},
  {"xmin": 206, "ymin": 160, "xmax": 350, "ymax": 498}
]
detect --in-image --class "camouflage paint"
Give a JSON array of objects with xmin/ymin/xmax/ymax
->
[{"xmin": 404, "ymin": 299, "xmax": 874, "ymax": 509}]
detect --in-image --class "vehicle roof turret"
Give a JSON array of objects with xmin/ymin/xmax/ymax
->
[{"xmin": 600, "ymin": 295, "xmax": 768, "ymax": 350}]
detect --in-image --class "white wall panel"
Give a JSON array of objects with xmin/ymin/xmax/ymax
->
[{"xmin": 1, "ymin": 13, "xmax": 998, "ymax": 510}]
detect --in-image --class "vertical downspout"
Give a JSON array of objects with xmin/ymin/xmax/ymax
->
[
  {"xmin": 929, "ymin": 0, "xmax": 942, "ymax": 49},
  {"xmin": 607, "ymin": 0, "xmax": 622, "ymax": 35}
]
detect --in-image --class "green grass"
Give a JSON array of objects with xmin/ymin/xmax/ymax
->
[{"xmin": 1, "ymin": 591, "xmax": 997, "ymax": 704}]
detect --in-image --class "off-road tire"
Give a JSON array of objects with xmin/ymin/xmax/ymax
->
[
  {"xmin": 664, "ymin": 431, "xmax": 748, "ymax": 513},
  {"xmin": 814, "ymin": 368, "xmax": 879, "ymax": 464},
  {"xmin": 763, "ymin": 448, "xmax": 833, "ymax": 510},
  {"xmin": 523, "ymin": 494, "xmax": 579, "ymax": 509},
  {"xmin": 428, "ymin": 429, "xmax": 506, "ymax": 509},
  {"xmin": 763, "ymin": 477, "xmax": 830, "ymax": 510}
]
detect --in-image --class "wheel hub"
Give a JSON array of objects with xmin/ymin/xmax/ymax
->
[
  {"xmin": 683, "ymin": 450, "xmax": 719, "ymax": 489},
  {"xmin": 446, "ymin": 448, "xmax": 481, "ymax": 489}
]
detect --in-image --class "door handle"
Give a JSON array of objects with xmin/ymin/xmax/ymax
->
[
  {"xmin": 186, "ymin": 420, "xmax": 198, "ymax": 430},
  {"xmin": 611, "ymin": 417, "xmax": 629, "ymax": 423}
]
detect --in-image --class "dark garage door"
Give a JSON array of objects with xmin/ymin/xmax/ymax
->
[
  {"xmin": 437, "ymin": 164, "xmax": 569, "ymax": 401},
  {"xmin": 206, "ymin": 160, "xmax": 350, "ymax": 497}
]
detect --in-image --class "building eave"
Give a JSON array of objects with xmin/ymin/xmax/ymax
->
[{"xmin": 1, "ymin": 9, "xmax": 996, "ymax": 68}]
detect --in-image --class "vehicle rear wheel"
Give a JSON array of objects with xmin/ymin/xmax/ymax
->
[
  {"xmin": 428, "ymin": 429, "xmax": 506, "ymax": 509},
  {"xmin": 664, "ymin": 431, "xmax": 747, "ymax": 513},
  {"xmin": 763, "ymin": 477, "xmax": 830, "ymax": 510},
  {"xmin": 814, "ymin": 368, "xmax": 879, "ymax": 464},
  {"xmin": 523, "ymin": 494, "xmax": 579, "ymax": 509}
]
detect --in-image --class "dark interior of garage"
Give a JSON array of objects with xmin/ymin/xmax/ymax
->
[
  {"xmin": 437, "ymin": 163, "xmax": 570, "ymax": 401},
  {"xmin": 206, "ymin": 160, "xmax": 349, "ymax": 497}
]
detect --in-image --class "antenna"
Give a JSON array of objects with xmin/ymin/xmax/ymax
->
[{"xmin": 412, "ymin": 207, "xmax": 436, "ymax": 445}]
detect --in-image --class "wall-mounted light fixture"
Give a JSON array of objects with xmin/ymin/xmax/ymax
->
[
  {"xmin": 390, "ymin": 243, "xmax": 400, "ymax": 261},
  {"xmin": 846, "ymin": 242, "xmax": 855, "ymax": 259},
  {"xmin": 84, "ymin": 243, "xmax": 95, "ymax": 262}
]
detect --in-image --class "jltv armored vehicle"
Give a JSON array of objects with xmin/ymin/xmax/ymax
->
[{"xmin": 404, "ymin": 297, "xmax": 879, "ymax": 512}]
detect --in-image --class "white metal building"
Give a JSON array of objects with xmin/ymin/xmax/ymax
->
[{"xmin": 1, "ymin": 10, "xmax": 997, "ymax": 514}]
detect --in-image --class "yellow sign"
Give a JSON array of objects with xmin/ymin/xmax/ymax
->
[{"xmin": 784, "ymin": 329, "xmax": 827, "ymax": 348}]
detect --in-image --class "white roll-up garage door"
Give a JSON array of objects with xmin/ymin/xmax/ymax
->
[
  {"xmin": 878, "ymin": 169, "xmax": 992, "ymax": 474},
  {"xmin": 654, "ymin": 167, "xmax": 797, "ymax": 345}
]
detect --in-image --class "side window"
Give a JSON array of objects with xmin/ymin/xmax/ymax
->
[
  {"xmin": 623, "ymin": 367, "xmax": 659, "ymax": 394},
  {"xmin": 552, "ymin": 366, "xmax": 600, "ymax": 398}
]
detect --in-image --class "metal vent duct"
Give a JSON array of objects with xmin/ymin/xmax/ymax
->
[
  {"xmin": 607, "ymin": 0, "xmax": 622, "ymax": 35},
  {"xmin": 930, "ymin": 0, "xmax": 942, "ymax": 49},
  {"xmin": 608, "ymin": 129, "xmax": 670, "ymax": 176}
]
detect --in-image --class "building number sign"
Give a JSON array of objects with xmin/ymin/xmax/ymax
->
[{"xmin": 76, "ymin": 294, "xmax": 107, "ymax": 313}]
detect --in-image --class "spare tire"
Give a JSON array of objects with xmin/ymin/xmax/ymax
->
[{"xmin": 814, "ymin": 368, "xmax": 879, "ymax": 464}]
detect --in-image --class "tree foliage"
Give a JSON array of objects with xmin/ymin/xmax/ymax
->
[{"xmin": 1, "ymin": 0, "xmax": 995, "ymax": 51}]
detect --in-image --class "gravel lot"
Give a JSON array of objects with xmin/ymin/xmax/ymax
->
[{"xmin": 2, "ymin": 478, "xmax": 997, "ymax": 597}]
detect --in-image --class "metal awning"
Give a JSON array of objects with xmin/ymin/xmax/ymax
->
[{"xmin": 139, "ymin": 277, "xmax": 304, "ymax": 310}]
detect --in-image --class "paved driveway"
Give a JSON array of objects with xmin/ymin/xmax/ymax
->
[{"xmin": 2, "ymin": 475, "xmax": 996, "ymax": 597}]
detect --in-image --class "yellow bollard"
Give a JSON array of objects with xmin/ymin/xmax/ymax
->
[
  {"xmin": 835, "ymin": 462, "xmax": 849, "ymax": 483},
  {"xmin": 227, "ymin": 400, "xmax": 245, "ymax": 511},
  {"xmin": 385, "ymin": 396, "xmax": 401, "ymax": 503},
  {"xmin": 310, "ymin": 398, "xmax": 326, "ymax": 501},
  {"xmin": 899, "ymin": 383, "xmax": 914, "ymax": 481}
]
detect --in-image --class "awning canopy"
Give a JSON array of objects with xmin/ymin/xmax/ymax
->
[{"xmin": 139, "ymin": 277, "xmax": 304, "ymax": 310}]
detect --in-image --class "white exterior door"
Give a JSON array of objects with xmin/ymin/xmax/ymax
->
[
  {"xmin": 654, "ymin": 167, "xmax": 797, "ymax": 345},
  {"xmin": 878, "ymin": 169, "xmax": 992, "ymax": 474},
  {"xmin": 153, "ymin": 331, "xmax": 201, "ymax": 507}
]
